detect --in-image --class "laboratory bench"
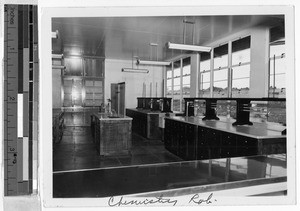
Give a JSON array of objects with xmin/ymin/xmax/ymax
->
[
  {"xmin": 164, "ymin": 116, "xmax": 286, "ymax": 160},
  {"xmin": 91, "ymin": 113, "xmax": 132, "ymax": 156}
]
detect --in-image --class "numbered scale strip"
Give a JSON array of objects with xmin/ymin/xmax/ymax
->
[{"xmin": 4, "ymin": 4, "xmax": 39, "ymax": 196}]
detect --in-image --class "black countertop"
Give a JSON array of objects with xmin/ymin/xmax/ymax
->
[{"xmin": 165, "ymin": 116, "xmax": 286, "ymax": 139}]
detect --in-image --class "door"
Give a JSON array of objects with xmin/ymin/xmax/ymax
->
[{"xmin": 119, "ymin": 82, "xmax": 125, "ymax": 115}]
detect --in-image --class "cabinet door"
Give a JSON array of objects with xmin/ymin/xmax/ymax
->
[
  {"xmin": 206, "ymin": 128, "xmax": 221, "ymax": 159},
  {"xmin": 186, "ymin": 124, "xmax": 197, "ymax": 160},
  {"xmin": 220, "ymin": 132, "xmax": 237, "ymax": 158},
  {"xmin": 171, "ymin": 121, "xmax": 180, "ymax": 155},
  {"xmin": 236, "ymin": 135, "xmax": 257, "ymax": 156},
  {"xmin": 164, "ymin": 119, "xmax": 172, "ymax": 151},
  {"xmin": 178, "ymin": 122, "xmax": 187, "ymax": 159},
  {"xmin": 197, "ymin": 127, "xmax": 209, "ymax": 160}
]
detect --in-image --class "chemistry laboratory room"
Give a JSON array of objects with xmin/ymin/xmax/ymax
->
[{"xmin": 50, "ymin": 13, "xmax": 289, "ymax": 198}]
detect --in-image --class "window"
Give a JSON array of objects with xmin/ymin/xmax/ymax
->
[
  {"xmin": 198, "ymin": 36, "xmax": 251, "ymax": 98},
  {"xmin": 182, "ymin": 57, "xmax": 191, "ymax": 96},
  {"xmin": 231, "ymin": 36, "xmax": 251, "ymax": 97},
  {"xmin": 199, "ymin": 52, "xmax": 211, "ymax": 97},
  {"xmin": 166, "ymin": 66, "xmax": 172, "ymax": 96},
  {"xmin": 166, "ymin": 57, "xmax": 191, "ymax": 112},
  {"xmin": 269, "ymin": 26, "xmax": 286, "ymax": 98},
  {"xmin": 213, "ymin": 43, "xmax": 228, "ymax": 98}
]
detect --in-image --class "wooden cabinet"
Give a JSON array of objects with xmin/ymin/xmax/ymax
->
[
  {"xmin": 126, "ymin": 109, "xmax": 161, "ymax": 139},
  {"xmin": 220, "ymin": 132, "xmax": 237, "ymax": 158},
  {"xmin": 197, "ymin": 127, "xmax": 209, "ymax": 160},
  {"xmin": 236, "ymin": 135, "xmax": 257, "ymax": 157},
  {"xmin": 92, "ymin": 114, "xmax": 132, "ymax": 156}
]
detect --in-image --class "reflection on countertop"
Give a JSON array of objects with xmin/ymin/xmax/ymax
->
[{"xmin": 53, "ymin": 154, "xmax": 286, "ymax": 198}]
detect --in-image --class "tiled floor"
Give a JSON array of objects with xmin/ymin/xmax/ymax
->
[{"xmin": 53, "ymin": 126, "xmax": 183, "ymax": 172}]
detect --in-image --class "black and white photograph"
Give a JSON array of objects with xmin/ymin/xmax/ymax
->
[{"xmin": 0, "ymin": 0, "xmax": 299, "ymax": 210}]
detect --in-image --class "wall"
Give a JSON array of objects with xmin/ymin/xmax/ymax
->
[{"xmin": 105, "ymin": 59, "xmax": 164, "ymax": 109}]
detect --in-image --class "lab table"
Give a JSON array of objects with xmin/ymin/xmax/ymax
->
[
  {"xmin": 91, "ymin": 113, "xmax": 132, "ymax": 156},
  {"xmin": 164, "ymin": 116, "xmax": 286, "ymax": 160}
]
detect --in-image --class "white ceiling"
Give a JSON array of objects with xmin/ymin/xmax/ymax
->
[{"xmin": 52, "ymin": 15, "xmax": 284, "ymax": 61}]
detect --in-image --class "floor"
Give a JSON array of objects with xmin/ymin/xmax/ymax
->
[{"xmin": 53, "ymin": 126, "xmax": 183, "ymax": 172}]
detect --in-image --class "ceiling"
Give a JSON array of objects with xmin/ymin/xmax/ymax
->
[{"xmin": 52, "ymin": 15, "xmax": 284, "ymax": 61}]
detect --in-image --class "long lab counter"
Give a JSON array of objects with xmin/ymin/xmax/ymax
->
[
  {"xmin": 126, "ymin": 108, "xmax": 163, "ymax": 139},
  {"xmin": 164, "ymin": 116, "xmax": 286, "ymax": 160}
]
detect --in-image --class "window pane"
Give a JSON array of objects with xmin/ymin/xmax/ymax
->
[
  {"xmin": 200, "ymin": 72, "xmax": 210, "ymax": 83},
  {"xmin": 214, "ymin": 55, "xmax": 228, "ymax": 69},
  {"xmin": 214, "ymin": 43, "xmax": 228, "ymax": 69},
  {"xmin": 174, "ymin": 68, "xmax": 180, "ymax": 77},
  {"xmin": 270, "ymin": 74, "xmax": 285, "ymax": 97},
  {"xmin": 232, "ymin": 78, "xmax": 250, "ymax": 89},
  {"xmin": 213, "ymin": 81, "xmax": 228, "ymax": 97},
  {"xmin": 174, "ymin": 77, "xmax": 180, "ymax": 86},
  {"xmin": 232, "ymin": 48, "xmax": 250, "ymax": 65},
  {"xmin": 232, "ymin": 78, "xmax": 250, "ymax": 98},
  {"xmin": 269, "ymin": 26, "xmax": 285, "ymax": 98},
  {"xmin": 183, "ymin": 65, "xmax": 191, "ymax": 75},
  {"xmin": 200, "ymin": 60, "xmax": 210, "ymax": 72},
  {"xmin": 173, "ymin": 60, "xmax": 181, "ymax": 77},
  {"xmin": 183, "ymin": 57, "xmax": 191, "ymax": 75},
  {"xmin": 167, "ymin": 79, "xmax": 172, "ymax": 87},
  {"xmin": 182, "ymin": 76, "xmax": 190, "ymax": 85},
  {"xmin": 214, "ymin": 69, "xmax": 228, "ymax": 82},
  {"xmin": 199, "ymin": 83, "xmax": 210, "ymax": 97},
  {"xmin": 270, "ymin": 57, "xmax": 286, "ymax": 74},
  {"xmin": 232, "ymin": 36, "xmax": 251, "ymax": 53},
  {"xmin": 182, "ymin": 85, "xmax": 190, "ymax": 96},
  {"xmin": 173, "ymin": 85, "xmax": 180, "ymax": 95},
  {"xmin": 232, "ymin": 64, "xmax": 250, "ymax": 79},
  {"xmin": 167, "ymin": 70, "xmax": 172, "ymax": 79},
  {"xmin": 270, "ymin": 44, "xmax": 285, "ymax": 58},
  {"xmin": 166, "ymin": 86, "xmax": 172, "ymax": 95}
]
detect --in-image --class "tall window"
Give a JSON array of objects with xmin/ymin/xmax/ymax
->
[
  {"xmin": 166, "ymin": 57, "xmax": 191, "ymax": 112},
  {"xmin": 199, "ymin": 52, "xmax": 211, "ymax": 97},
  {"xmin": 173, "ymin": 60, "xmax": 181, "ymax": 111},
  {"xmin": 213, "ymin": 43, "xmax": 228, "ymax": 97},
  {"xmin": 231, "ymin": 36, "xmax": 251, "ymax": 97},
  {"xmin": 198, "ymin": 36, "xmax": 251, "ymax": 98},
  {"xmin": 166, "ymin": 65, "xmax": 172, "ymax": 96},
  {"xmin": 269, "ymin": 26, "xmax": 286, "ymax": 98}
]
